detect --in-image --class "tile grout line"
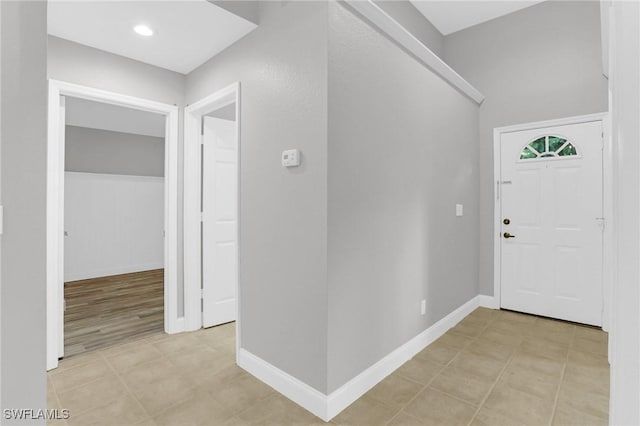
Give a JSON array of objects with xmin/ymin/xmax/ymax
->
[
  {"xmin": 465, "ymin": 318, "xmax": 525, "ymax": 426},
  {"xmin": 140, "ymin": 348, "xmax": 219, "ymax": 422},
  {"xmin": 432, "ymin": 316, "xmax": 503, "ymax": 412},
  {"xmin": 385, "ymin": 312, "xmax": 497, "ymax": 425},
  {"xmin": 48, "ymin": 324, "xmax": 242, "ymax": 424},
  {"xmin": 55, "ymin": 312, "xmax": 602, "ymax": 426},
  {"xmin": 160, "ymin": 328, "xmax": 243, "ymax": 422},
  {"xmin": 100, "ymin": 340, "xmax": 212, "ymax": 422},
  {"xmin": 465, "ymin": 353, "xmax": 514, "ymax": 426},
  {"xmin": 382, "ymin": 378, "xmax": 429, "ymax": 425},
  {"xmin": 383, "ymin": 405, "xmax": 424, "ymax": 426},
  {"xmin": 154, "ymin": 331, "xmax": 258, "ymax": 422},
  {"xmin": 385, "ymin": 339, "xmax": 463, "ymax": 424},
  {"xmin": 200, "ymin": 326, "xmax": 286, "ymax": 423},
  {"xmin": 225, "ymin": 386, "xmax": 290, "ymax": 423},
  {"xmin": 49, "ymin": 359, "xmax": 114, "ymax": 397},
  {"xmin": 52, "ymin": 353, "xmax": 145, "ymax": 420},
  {"xmin": 547, "ymin": 325, "xmax": 576, "ymax": 426},
  {"xmin": 48, "ymin": 379, "xmax": 64, "ymax": 420},
  {"xmin": 428, "ymin": 385, "xmax": 487, "ymax": 409},
  {"xmin": 98, "ymin": 349, "xmax": 156, "ymax": 423}
]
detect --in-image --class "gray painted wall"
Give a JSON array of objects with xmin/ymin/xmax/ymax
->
[
  {"xmin": 65, "ymin": 126, "xmax": 165, "ymax": 177},
  {"xmin": 609, "ymin": 1, "xmax": 640, "ymax": 422},
  {"xmin": 0, "ymin": 1, "xmax": 3, "ymax": 409},
  {"xmin": 207, "ymin": 103, "xmax": 236, "ymax": 121},
  {"xmin": 209, "ymin": 1, "xmax": 259, "ymax": 25},
  {"xmin": 48, "ymin": 36, "xmax": 184, "ymax": 106},
  {"xmin": 1, "ymin": 1, "xmax": 47, "ymax": 422},
  {"xmin": 66, "ymin": 97, "xmax": 166, "ymax": 138},
  {"xmin": 375, "ymin": 1, "xmax": 444, "ymax": 57},
  {"xmin": 186, "ymin": 1, "xmax": 329, "ymax": 393},
  {"xmin": 48, "ymin": 36, "xmax": 187, "ymax": 315},
  {"xmin": 443, "ymin": 1, "xmax": 608, "ymax": 296},
  {"xmin": 327, "ymin": 1, "xmax": 479, "ymax": 392}
]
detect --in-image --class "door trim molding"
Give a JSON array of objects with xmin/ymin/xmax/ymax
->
[
  {"xmin": 492, "ymin": 112, "xmax": 610, "ymax": 330},
  {"xmin": 183, "ymin": 82, "xmax": 241, "ymax": 356},
  {"xmin": 46, "ymin": 79, "xmax": 180, "ymax": 371}
]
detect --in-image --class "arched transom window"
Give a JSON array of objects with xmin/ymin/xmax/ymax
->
[{"xmin": 519, "ymin": 135, "xmax": 578, "ymax": 160}]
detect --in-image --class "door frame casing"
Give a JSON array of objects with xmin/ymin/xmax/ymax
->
[
  {"xmin": 183, "ymin": 82, "xmax": 241, "ymax": 357},
  {"xmin": 492, "ymin": 112, "xmax": 611, "ymax": 331},
  {"xmin": 46, "ymin": 80, "xmax": 180, "ymax": 371}
]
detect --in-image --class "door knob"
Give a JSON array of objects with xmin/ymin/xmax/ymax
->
[{"xmin": 503, "ymin": 232, "xmax": 516, "ymax": 239}]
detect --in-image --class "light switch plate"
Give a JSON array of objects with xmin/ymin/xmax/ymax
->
[
  {"xmin": 456, "ymin": 204, "xmax": 463, "ymax": 217},
  {"xmin": 282, "ymin": 149, "xmax": 301, "ymax": 167}
]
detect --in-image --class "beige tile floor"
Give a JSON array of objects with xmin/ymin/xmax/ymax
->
[{"xmin": 48, "ymin": 308, "xmax": 609, "ymax": 426}]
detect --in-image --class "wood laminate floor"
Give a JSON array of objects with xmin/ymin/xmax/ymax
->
[{"xmin": 64, "ymin": 269, "xmax": 164, "ymax": 358}]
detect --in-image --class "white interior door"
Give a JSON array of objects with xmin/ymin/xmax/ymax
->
[
  {"xmin": 500, "ymin": 120, "xmax": 603, "ymax": 326},
  {"xmin": 202, "ymin": 115, "xmax": 237, "ymax": 328}
]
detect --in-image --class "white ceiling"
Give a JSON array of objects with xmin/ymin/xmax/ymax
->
[
  {"xmin": 48, "ymin": 0, "xmax": 257, "ymax": 74},
  {"xmin": 411, "ymin": 1, "xmax": 546, "ymax": 35},
  {"xmin": 66, "ymin": 97, "xmax": 166, "ymax": 138}
]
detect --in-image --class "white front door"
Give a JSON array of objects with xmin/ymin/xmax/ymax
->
[
  {"xmin": 499, "ymin": 120, "xmax": 603, "ymax": 326},
  {"xmin": 202, "ymin": 115, "xmax": 237, "ymax": 328}
]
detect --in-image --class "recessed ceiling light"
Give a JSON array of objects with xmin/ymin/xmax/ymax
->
[{"xmin": 134, "ymin": 25, "xmax": 153, "ymax": 37}]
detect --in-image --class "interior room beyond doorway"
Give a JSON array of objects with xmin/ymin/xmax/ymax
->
[{"xmin": 61, "ymin": 96, "xmax": 167, "ymax": 357}]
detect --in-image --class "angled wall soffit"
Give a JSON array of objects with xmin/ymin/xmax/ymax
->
[{"xmin": 342, "ymin": 0, "xmax": 485, "ymax": 105}]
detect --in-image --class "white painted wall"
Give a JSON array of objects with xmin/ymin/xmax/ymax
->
[{"xmin": 64, "ymin": 172, "xmax": 164, "ymax": 282}]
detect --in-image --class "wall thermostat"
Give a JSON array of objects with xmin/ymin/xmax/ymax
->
[{"xmin": 282, "ymin": 149, "xmax": 301, "ymax": 167}]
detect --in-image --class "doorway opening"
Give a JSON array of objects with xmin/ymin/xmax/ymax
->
[
  {"xmin": 47, "ymin": 80, "xmax": 180, "ymax": 370},
  {"xmin": 63, "ymin": 98, "xmax": 166, "ymax": 357},
  {"xmin": 184, "ymin": 82, "xmax": 241, "ymax": 357},
  {"xmin": 493, "ymin": 113, "xmax": 611, "ymax": 329}
]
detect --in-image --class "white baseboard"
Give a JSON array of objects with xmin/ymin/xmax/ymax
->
[
  {"xmin": 477, "ymin": 294, "xmax": 499, "ymax": 309},
  {"xmin": 237, "ymin": 295, "xmax": 494, "ymax": 422},
  {"xmin": 326, "ymin": 295, "xmax": 483, "ymax": 419},
  {"xmin": 237, "ymin": 349, "xmax": 329, "ymax": 420}
]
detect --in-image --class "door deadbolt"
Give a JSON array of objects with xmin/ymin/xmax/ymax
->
[
  {"xmin": 503, "ymin": 218, "xmax": 510, "ymax": 225},
  {"xmin": 503, "ymin": 232, "xmax": 516, "ymax": 239}
]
